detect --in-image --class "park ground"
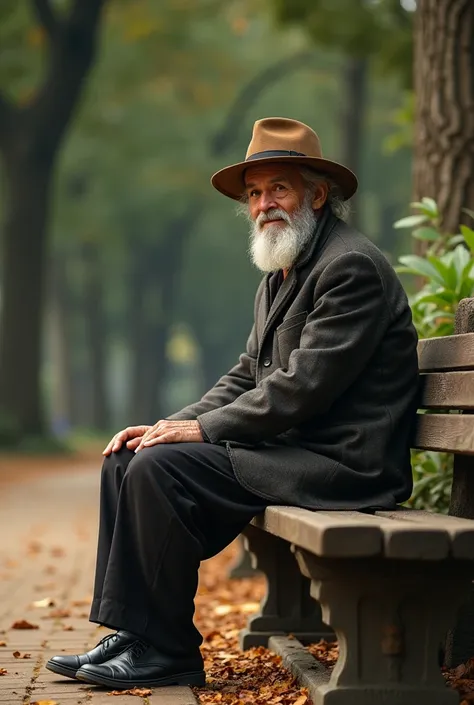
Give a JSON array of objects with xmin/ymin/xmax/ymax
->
[{"xmin": 0, "ymin": 452, "xmax": 471, "ymax": 705}]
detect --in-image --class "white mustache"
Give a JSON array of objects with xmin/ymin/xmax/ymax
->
[{"xmin": 256, "ymin": 209, "xmax": 290, "ymax": 228}]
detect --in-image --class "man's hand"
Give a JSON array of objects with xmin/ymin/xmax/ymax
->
[
  {"xmin": 134, "ymin": 420, "xmax": 203, "ymax": 452},
  {"xmin": 103, "ymin": 425, "xmax": 152, "ymax": 456}
]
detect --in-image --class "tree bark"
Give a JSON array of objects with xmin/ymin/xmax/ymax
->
[
  {"xmin": 0, "ymin": 0, "xmax": 106, "ymax": 441},
  {"xmin": 413, "ymin": 0, "xmax": 474, "ymax": 233},
  {"xmin": 81, "ymin": 241, "xmax": 109, "ymax": 431},
  {"xmin": 0, "ymin": 149, "xmax": 52, "ymax": 434}
]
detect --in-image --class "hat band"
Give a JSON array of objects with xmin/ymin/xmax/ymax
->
[{"xmin": 246, "ymin": 149, "xmax": 306, "ymax": 161}]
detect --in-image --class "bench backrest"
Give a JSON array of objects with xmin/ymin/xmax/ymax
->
[{"xmin": 416, "ymin": 331, "xmax": 474, "ymax": 454}]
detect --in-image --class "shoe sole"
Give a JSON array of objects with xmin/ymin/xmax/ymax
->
[
  {"xmin": 45, "ymin": 659, "xmax": 79, "ymax": 680},
  {"xmin": 76, "ymin": 668, "xmax": 206, "ymax": 688}
]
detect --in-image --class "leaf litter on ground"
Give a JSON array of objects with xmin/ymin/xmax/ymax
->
[{"xmin": 196, "ymin": 540, "xmax": 473, "ymax": 704}]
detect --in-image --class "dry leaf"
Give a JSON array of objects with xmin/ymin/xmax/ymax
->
[
  {"xmin": 43, "ymin": 608, "xmax": 71, "ymax": 619},
  {"xmin": 294, "ymin": 696, "xmax": 308, "ymax": 705},
  {"xmin": 32, "ymin": 598, "xmax": 55, "ymax": 608},
  {"xmin": 13, "ymin": 651, "xmax": 31, "ymax": 659},
  {"xmin": 71, "ymin": 598, "xmax": 91, "ymax": 607},
  {"xmin": 63, "ymin": 625, "xmax": 74, "ymax": 631},
  {"xmin": 0, "ymin": 641, "xmax": 6, "ymax": 647},
  {"xmin": 27, "ymin": 541, "xmax": 42, "ymax": 554},
  {"xmin": 0, "ymin": 669, "xmax": 7, "ymax": 676},
  {"xmin": 107, "ymin": 688, "xmax": 152, "ymax": 696},
  {"xmin": 50, "ymin": 547, "xmax": 65, "ymax": 558},
  {"xmin": 11, "ymin": 620, "xmax": 39, "ymax": 630},
  {"xmin": 31, "ymin": 701, "xmax": 59, "ymax": 705}
]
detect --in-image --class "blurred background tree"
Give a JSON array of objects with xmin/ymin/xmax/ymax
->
[{"xmin": 1, "ymin": 0, "xmax": 471, "ymax": 455}]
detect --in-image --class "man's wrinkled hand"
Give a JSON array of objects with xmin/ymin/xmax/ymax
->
[
  {"xmin": 134, "ymin": 420, "xmax": 203, "ymax": 452},
  {"xmin": 102, "ymin": 425, "xmax": 152, "ymax": 456}
]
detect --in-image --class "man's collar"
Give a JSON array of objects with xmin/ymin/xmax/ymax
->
[{"xmin": 294, "ymin": 204, "xmax": 336, "ymax": 270}]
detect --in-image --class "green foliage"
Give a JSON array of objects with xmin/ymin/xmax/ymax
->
[
  {"xmin": 269, "ymin": 0, "xmax": 414, "ymax": 86},
  {"xmin": 395, "ymin": 198, "xmax": 474, "ymax": 512}
]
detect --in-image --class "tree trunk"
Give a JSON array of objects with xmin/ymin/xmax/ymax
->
[
  {"xmin": 81, "ymin": 241, "xmax": 109, "ymax": 431},
  {"xmin": 48, "ymin": 253, "xmax": 76, "ymax": 433},
  {"xmin": 0, "ymin": 151, "xmax": 52, "ymax": 436},
  {"xmin": 413, "ymin": 0, "xmax": 474, "ymax": 233},
  {"xmin": 340, "ymin": 55, "xmax": 368, "ymax": 230}
]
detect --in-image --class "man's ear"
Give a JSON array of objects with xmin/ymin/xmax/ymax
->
[{"xmin": 312, "ymin": 181, "xmax": 329, "ymax": 210}]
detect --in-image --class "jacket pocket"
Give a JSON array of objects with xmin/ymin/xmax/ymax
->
[
  {"xmin": 276, "ymin": 311, "xmax": 308, "ymax": 334},
  {"xmin": 277, "ymin": 312, "xmax": 307, "ymax": 368}
]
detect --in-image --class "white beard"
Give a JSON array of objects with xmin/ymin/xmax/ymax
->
[{"xmin": 247, "ymin": 194, "xmax": 317, "ymax": 273}]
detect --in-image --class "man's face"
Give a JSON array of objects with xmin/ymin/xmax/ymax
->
[
  {"xmin": 244, "ymin": 164, "xmax": 307, "ymax": 224},
  {"xmin": 241, "ymin": 164, "xmax": 322, "ymax": 273}
]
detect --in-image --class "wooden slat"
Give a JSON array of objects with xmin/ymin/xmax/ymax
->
[
  {"xmin": 414, "ymin": 413, "xmax": 474, "ymax": 453},
  {"xmin": 252, "ymin": 507, "xmax": 450, "ymax": 560},
  {"xmin": 251, "ymin": 507, "xmax": 382, "ymax": 558},
  {"xmin": 418, "ymin": 333, "xmax": 474, "ymax": 372},
  {"xmin": 420, "ymin": 371, "xmax": 474, "ymax": 409},
  {"xmin": 377, "ymin": 509, "xmax": 474, "ymax": 560},
  {"xmin": 318, "ymin": 510, "xmax": 449, "ymax": 560}
]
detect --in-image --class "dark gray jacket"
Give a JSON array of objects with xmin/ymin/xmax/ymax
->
[{"xmin": 169, "ymin": 207, "xmax": 419, "ymax": 510}]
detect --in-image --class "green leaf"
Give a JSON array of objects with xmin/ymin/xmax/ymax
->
[
  {"xmin": 397, "ymin": 255, "xmax": 446, "ymax": 285},
  {"xmin": 462, "ymin": 208, "xmax": 474, "ymax": 221},
  {"xmin": 393, "ymin": 214, "xmax": 429, "ymax": 229},
  {"xmin": 412, "ymin": 292, "xmax": 456, "ymax": 308},
  {"xmin": 447, "ymin": 234, "xmax": 465, "ymax": 247},
  {"xmin": 427, "ymin": 254, "xmax": 458, "ymax": 290},
  {"xmin": 460, "ymin": 224, "xmax": 474, "ymax": 251},
  {"xmin": 412, "ymin": 226, "xmax": 440, "ymax": 241},
  {"xmin": 452, "ymin": 244, "xmax": 471, "ymax": 281},
  {"xmin": 410, "ymin": 197, "xmax": 438, "ymax": 218}
]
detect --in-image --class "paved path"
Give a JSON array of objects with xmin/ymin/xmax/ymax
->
[{"xmin": 0, "ymin": 462, "xmax": 197, "ymax": 705}]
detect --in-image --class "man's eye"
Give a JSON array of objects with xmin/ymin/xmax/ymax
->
[
  {"xmin": 249, "ymin": 190, "xmax": 259, "ymax": 198},
  {"xmin": 275, "ymin": 184, "xmax": 287, "ymax": 191}
]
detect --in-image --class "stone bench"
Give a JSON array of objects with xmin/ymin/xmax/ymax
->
[{"xmin": 239, "ymin": 298, "xmax": 474, "ymax": 705}]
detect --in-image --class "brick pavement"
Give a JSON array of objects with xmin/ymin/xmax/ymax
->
[{"xmin": 0, "ymin": 461, "xmax": 198, "ymax": 705}]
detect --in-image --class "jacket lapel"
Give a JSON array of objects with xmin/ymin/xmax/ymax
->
[{"xmin": 260, "ymin": 206, "xmax": 337, "ymax": 344}]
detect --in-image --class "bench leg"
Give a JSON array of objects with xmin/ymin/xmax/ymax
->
[
  {"xmin": 239, "ymin": 525, "xmax": 333, "ymax": 649},
  {"xmin": 295, "ymin": 549, "xmax": 471, "ymax": 705},
  {"xmin": 228, "ymin": 535, "xmax": 260, "ymax": 579}
]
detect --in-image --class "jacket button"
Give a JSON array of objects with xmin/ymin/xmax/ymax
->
[{"xmin": 263, "ymin": 358, "xmax": 272, "ymax": 367}]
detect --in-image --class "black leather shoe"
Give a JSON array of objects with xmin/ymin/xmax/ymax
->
[
  {"xmin": 76, "ymin": 639, "xmax": 205, "ymax": 688},
  {"xmin": 46, "ymin": 630, "xmax": 137, "ymax": 679}
]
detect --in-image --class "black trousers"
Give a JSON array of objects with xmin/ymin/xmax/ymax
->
[{"xmin": 89, "ymin": 443, "xmax": 268, "ymax": 656}]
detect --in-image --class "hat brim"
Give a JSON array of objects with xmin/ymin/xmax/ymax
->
[{"xmin": 211, "ymin": 155, "xmax": 358, "ymax": 201}]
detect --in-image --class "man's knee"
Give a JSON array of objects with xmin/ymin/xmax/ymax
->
[{"xmin": 101, "ymin": 446, "xmax": 134, "ymax": 481}]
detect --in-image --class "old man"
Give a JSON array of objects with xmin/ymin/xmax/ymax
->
[{"xmin": 47, "ymin": 117, "xmax": 419, "ymax": 689}]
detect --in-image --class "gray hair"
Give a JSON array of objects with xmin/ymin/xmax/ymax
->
[
  {"xmin": 236, "ymin": 166, "xmax": 352, "ymax": 222},
  {"xmin": 297, "ymin": 166, "xmax": 351, "ymax": 222}
]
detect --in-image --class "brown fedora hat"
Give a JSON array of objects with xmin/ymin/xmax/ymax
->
[{"xmin": 211, "ymin": 117, "xmax": 358, "ymax": 201}]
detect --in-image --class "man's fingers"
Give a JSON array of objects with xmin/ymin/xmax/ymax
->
[
  {"xmin": 103, "ymin": 426, "xmax": 150, "ymax": 456},
  {"xmin": 126, "ymin": 436, "xmax": 143, "ymax": 450}
]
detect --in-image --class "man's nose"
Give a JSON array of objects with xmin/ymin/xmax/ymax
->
[{"xmin": 259, "ymin": 190, "xmax": 278, "ymax": 211}]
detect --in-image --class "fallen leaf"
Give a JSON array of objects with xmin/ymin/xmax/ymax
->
[
  {"xmin": 63, "ymin": 625, "xmax": 74, "ymax": 631},
  {"xmin": 32, "ymin": 598, "xmax": 55, "ymax": 608},
  {"xmin": 0, "ymin": 669, "xmax": 7, "ymax": 676},
  {"xmin": 0, "ymin": 641, "xmax": 6, "ymax": 647},
  {"xmin": 11, "ymin": 620, "xmax": 39, "ymax": 630},
  {"xmin": 107, "ymin": 688, "xmax": 152, "ymax": 696},
  {"xmin": 43, "ymin": 608, "xmax": 71, "ymax": 619},
  {"xmin": 31, "ymin": 701, "xmax": 59, "ymax": 705},
  {"xmin": 71, "ymin": 598, "xmax": 91, "ymax": 607},
  {"xmin": 13, "ymin": 651, "xmax": 31, "ymax": 659},
  {"xmin": 294, "ymin": 696, "xmax": 308, "ymax": 705},
  {"xmin": 50, "ymin": 547, "xmax": 65, "ymax": 558},
  {"xmin": 27, "ymin": 541, "xmax": 42, "ymax": 554}
]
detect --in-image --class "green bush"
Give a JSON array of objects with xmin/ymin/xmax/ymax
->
[{"xmin": 394, "ymin": 198, "xmax": 474, "ymax": 513}]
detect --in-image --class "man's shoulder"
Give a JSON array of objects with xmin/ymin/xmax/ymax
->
[{"xmin": 319, "ymin": 219, "xmax": 395, "ymax": 274}]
